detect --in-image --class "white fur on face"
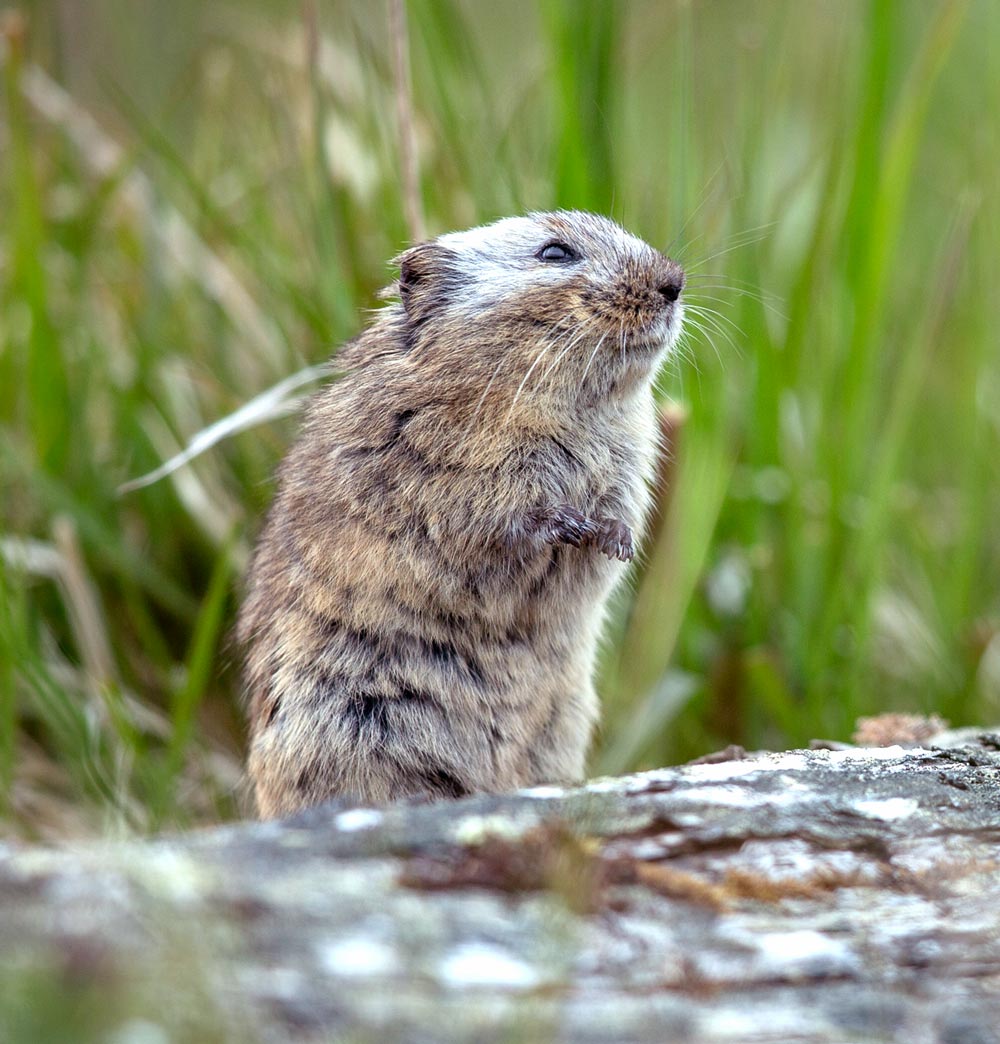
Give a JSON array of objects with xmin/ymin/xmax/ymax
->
[
  {"xmin": 435, "ymin": 211, "xmax": 668, "ymax": 317},
  {"xmin": 436, "ymin": 216, "xmax": 580, "ymax": 313},
  {"xmin": 648, "ymin": 300, "xmax": 685, "ymax": 358}
]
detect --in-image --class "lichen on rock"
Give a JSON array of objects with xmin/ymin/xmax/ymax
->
[{"xmin": 2, "ymin": 733, "xmax": 1000, "ymax": 1043}]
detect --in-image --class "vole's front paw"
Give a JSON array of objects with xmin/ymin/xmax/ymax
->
[
  {"xmin": 595, "ymin": 518, "xmax": 635, "ymax": 562},
  {"xmin": 546, "ymin": 505, "xmax": 599, "ymax": 548}
]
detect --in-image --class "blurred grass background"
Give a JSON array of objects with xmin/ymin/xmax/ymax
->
[{"xmin": 0, "ymin": 0, "xmax": 997, "ymax": 839}]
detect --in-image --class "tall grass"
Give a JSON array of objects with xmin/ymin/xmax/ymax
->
[{"xmin": 0, "ymin": 0, "xmax": 997, "ymax": 838}]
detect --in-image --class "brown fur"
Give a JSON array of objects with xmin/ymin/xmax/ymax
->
[{"xmin": 238, "ymin": 211, "xmax": 684, "ymax": 816}]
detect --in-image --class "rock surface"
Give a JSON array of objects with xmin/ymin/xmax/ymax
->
[{"xmin": 2, "ymin": 735, "xmax": 1000, "ymax": 1043}]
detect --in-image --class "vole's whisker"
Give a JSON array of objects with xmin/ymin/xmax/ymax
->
[
  {"xmin": 685, "ymin": 300, "xmax": 745, "ymax": 340},
  {"xmin": 673, "ymin": 329, "xmax": 699, "ymax": 373},
  {"xmin": 685, "ymin": 272, "xmax": 779, "ymax": 297},
  {"xmin": 684, "ymin": 276, "xmax": 784, "ymax": 309},
  {"xmin": 674, "ymin": 216, "xmax": 772, "ymax": 266},
  {"xmin": 473, "ymin": 320, "xmax": 575, "ymax": 429},
  {"xmin": 537, "ymin": 319, "xmax": 595, "ymax": 392},
  {"xmin": 685, "ymin": 286, "xmax": 787, "ymax": 320},
  {"xmin": 684, "ymin": 222, "xmax": 777, "ymax": 272},
  {"xmin": 684, "ymin": 303, "xmax": 743, "ymax": 358},
  {"xmin": 664, "ymin": 161, "xmax": 728, "ymax": 257},
  {"xmin": 684, "ymin": 332, "xmax": 705, "ymax": 390},
  {"xmin": 468, "ymin": 353, "xmax": 511, "ymax": 431},
  {"xmin": 681, "ymin": 313, "xmax": 724, "ymax": 369},
  {"xmin": 535, "ymin": 326, "xmax": 586, "ymax": 398},
  {"xmin": 580, "ymin": 331, "xmax": 610, "ymax": 385},
  {"xmin": 504, "ymin": 320, "xmax": 585, "ymax": 421},
  {"xmin": 683, "ymin": 292, "xmax": 732, "ymax": 310},
  {"xmin": 684, "ymin": 303, "xmax": 744, "ymax": 348},
  {"xmin": 505, "ymin": 338, "xmax": 556, "ymax": 422}
]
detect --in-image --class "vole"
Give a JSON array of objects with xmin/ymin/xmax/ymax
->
[{"xmin": 238, "ymin": 210, "xmax": 685, "ymax": 817}]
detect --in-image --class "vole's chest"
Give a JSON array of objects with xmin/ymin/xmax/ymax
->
[{"xmin": 534, "ymin": 427, "xmax": 645, "ymax": 522}]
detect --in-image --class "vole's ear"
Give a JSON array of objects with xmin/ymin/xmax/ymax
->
[{"xmin": 392, "ymin": 242, "xmax": 454, "ymax": 320}]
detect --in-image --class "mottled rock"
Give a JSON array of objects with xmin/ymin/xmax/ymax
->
[{"xmin": 2, "ymin": 734, "xmax": 1000, "ymax": 1043}]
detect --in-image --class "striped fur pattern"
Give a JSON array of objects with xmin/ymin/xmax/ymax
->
[{"xmin": 238, "ymin": 211, "xmax": 684, "ymax": 816}]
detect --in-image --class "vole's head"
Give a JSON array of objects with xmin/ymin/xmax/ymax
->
[{"xmin": 390, "ymin": 210, "xmax": 684, "ymax": 413}]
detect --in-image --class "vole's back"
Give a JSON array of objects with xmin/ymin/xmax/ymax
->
[{"xmin": 239, "ymin": 210, "xmax": 683, "ymax": 817}]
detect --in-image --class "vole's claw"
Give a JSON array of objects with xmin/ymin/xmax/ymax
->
[
  {"xmin": 543, "ymin": 509, "xmax": 633, "ymax": 562},
  {"xmin": 547, "ymin": 505, "xmax": 599, "ymax": 548},
  {"xmin": 595, "ymin": 519, "xmax": 634, "ymax": 563}
]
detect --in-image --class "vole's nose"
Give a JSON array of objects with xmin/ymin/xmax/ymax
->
[
  {"xmin": 658, "ymin": 279, "xmax": 683, "ymax": 304},
  {"xmin": 654, "ymin": 256, "xmax": 684, "ymax": 305}
]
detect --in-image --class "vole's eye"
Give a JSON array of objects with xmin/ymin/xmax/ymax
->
[{"xmin": 537, "ymin": 242, "xmax": 577, "ymax": 263}]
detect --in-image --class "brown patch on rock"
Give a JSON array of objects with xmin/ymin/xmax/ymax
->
[{"xmin": 853, "ymin": 713, "xmax": 949, "ymax": 746}]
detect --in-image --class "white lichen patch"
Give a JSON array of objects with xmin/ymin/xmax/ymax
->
[
  {"xmin": 334, "ymin": 809, "xmax": 384, "ymax": 832},
  {"xmin": 851, "ymin": 894, "xmax": 944, "ymax": 938},
  {"xmin": 674, "ymin": 786, "xmax": 766, "ymax": 807},
  {"xmin": 679, "ymin": 753, "xmax": 811, "ymax": 782},
  {"xmin": 697, "ymin": 1005, "xmax": 820, "ymax": 1041},
  {"xmin": 673, "ymin": 785, "xmax": 813, "ymax": 810},
  {"xmin": 128, "ymin": 848, "xmax": 210, "ymax": 905},
  {"xmin": 736, "ymin": 838, "xmax": 864, "ymax": 880},
  {"xmin": 521, "ymin": 785, "xmax": 567, "ymax": 799},
  {"xmin": 672, "ymin": 812, "xmax": 706, "ymax": 827},
  {"xmin": 583, "ymin": 775, "xmax": 630, "ymax": 793},
  {"xmin": 752, "ymin": 929, "xmax": 859, "ymax": 976},
  {"xmin": 451, "ymin": 813, "xmax": 534, "ymax": 846},
  {"xmin": 318, "ymin": 936, "xmax": 399, "ymax": 978},
  {"xmin": 852, "ymin": 797, "xmax": 919, "ymax": 820},
  {"xmin": 437, "ymin": 942, "xmax": 540, "ymax": 990},
  {"xmin": 825, "ymin": 745, "xmax": 911, "ymax": 763}
]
